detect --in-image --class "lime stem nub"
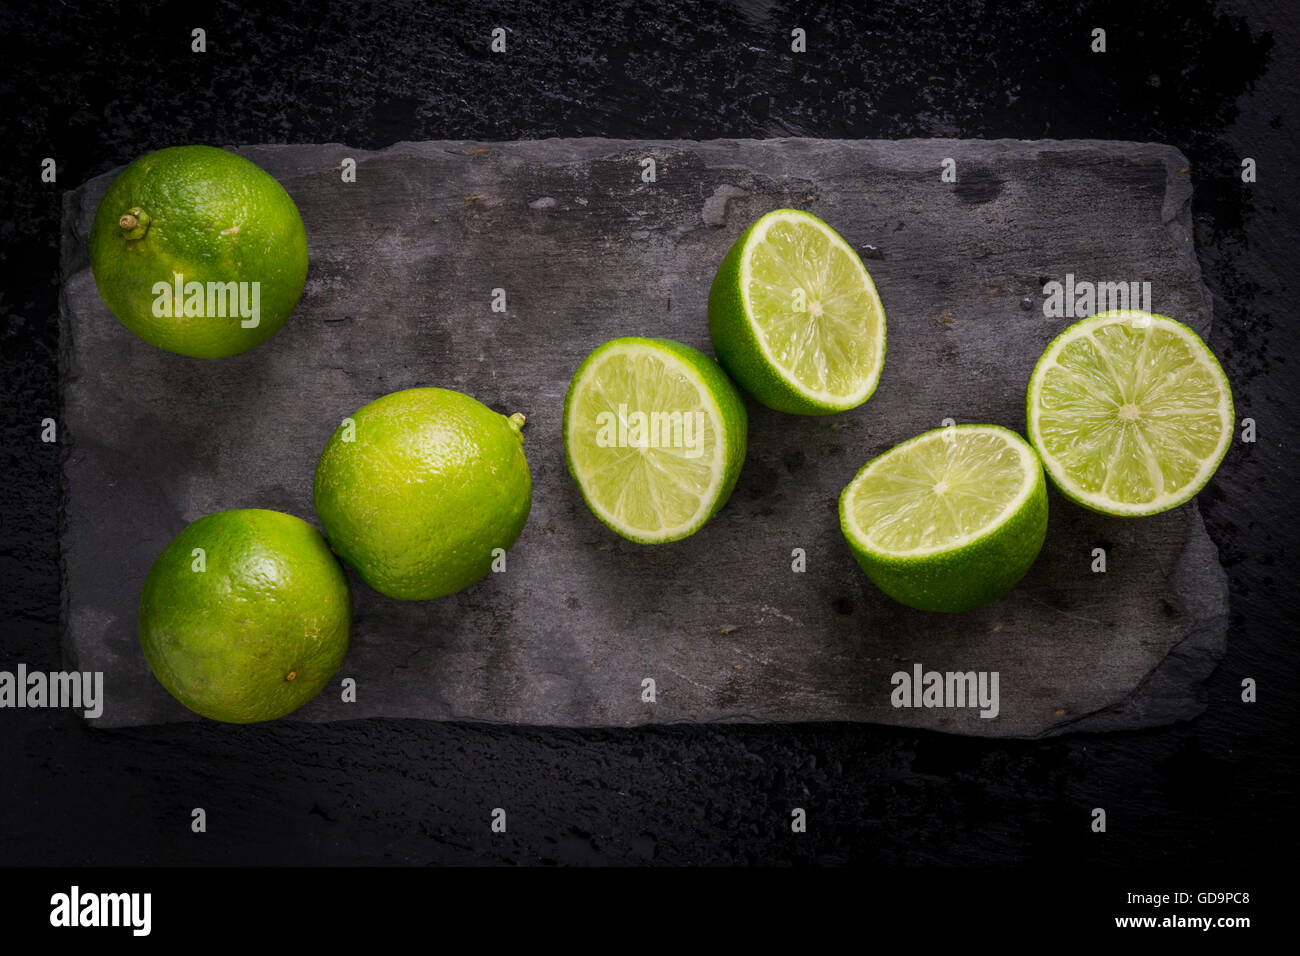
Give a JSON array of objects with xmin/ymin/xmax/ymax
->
[
  {"xmin": 119, "ymin": 207, "xmax": 151, "ymax": 240},
  {"xmin": 507, "ymin": 412, "xmax": 526, "ymax": 434}
]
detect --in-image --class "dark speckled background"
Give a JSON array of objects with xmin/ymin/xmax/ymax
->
[{"xmin": 1, "ymin": 0, "xmax": 1295, "ymax": 865}]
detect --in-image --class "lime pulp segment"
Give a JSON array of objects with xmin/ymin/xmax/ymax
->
[
  {"xmin": 741, "ymin": 211, "xmax": 886, "ymax": 406},
  {"xmin": 842, "ymin": 426, "xmax": 1040, "ymax": 557},
  {"xmin": 1027, "ymin": 311, "xmax": 1233, "ymax": 515},
  {"xmin": 564, "ymin": 339, "xmax": 743, "ymax": 543}
]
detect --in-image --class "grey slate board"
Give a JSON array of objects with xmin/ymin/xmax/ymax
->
[{"xmin": 59, "ymin": 138, "xmax": 1229, "ymax": 736}]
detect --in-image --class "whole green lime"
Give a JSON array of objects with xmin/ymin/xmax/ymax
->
[
  {"xmin": 139, "ymin": 509, "xmax": 352, "ymax": 723},
  {"xmin": 89, "ymin": 145, "xmax": 308, "ymax": 358},
  {"xmin": 313, "ymin": 388, "xmax": 533, "ymax": 600}
]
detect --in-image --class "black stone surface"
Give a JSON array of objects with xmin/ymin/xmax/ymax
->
[{"xmin": 1, "ymin": 0, "xmax": 1294, "ymax": 865}]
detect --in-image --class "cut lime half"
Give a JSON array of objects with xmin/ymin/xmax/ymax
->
[
  {"xmin": 563, "ymin": 337, "xmax": 747, "ymax": 544},
  {"xmin": 709, "ymin": 209, "xmax": 886, "ymax": 414},
  {"xmin": 839, "ymin": 425, "xmax": 1048, "ymax": 612},
  {"xmin": 1026, "ymin": 310, "xmax": 1233, "ymax": 517}
]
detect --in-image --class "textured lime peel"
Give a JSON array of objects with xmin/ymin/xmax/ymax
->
[
  {"xmin": 840, "ymin": 425, "xmax": 1048, "ymax": 612},
  {"xmin": 1026, "ymin": 310, "xmax": 1233, "ymax": 517},
  {"xmin": 89, "ymin": 145, "xmax": 308, "ymax": 359},
  {"xmin": 313, "ymin": 388, "xmax": 533, "ymax": 600},
  {"xmin": 563, "ymin": 337, "xmax": 747, "ymax": 544},
  {"xmin": 709, "ymin": 209, "xmax": 886, "ymax": 414},
  {"xmin": 139, "ymin": 509, "xmax": 352, "ymax": 724}
]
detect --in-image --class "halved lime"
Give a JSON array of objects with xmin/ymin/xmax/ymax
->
[
  {"xmin": 839, "ymin": 425, "xmax": 1048, "ymax": 612},
  {"xmin": 1026, "ymin": 310, "xmax": 1233, "ymax": 517},
  {"xmin": 708, "ymin": 209, "xmax": 886, "ymax": 414},
  {"xmin": 563, "ymin": 337, "xmax": 747, "ymax": 544}
]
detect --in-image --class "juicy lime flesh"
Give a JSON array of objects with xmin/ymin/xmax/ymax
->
[
  {"xmin": 1033, "ymin": 319, "xmax": 1230, "ymax": 507},
  {"xmin": 744, "ymin": 215, "xmax": 883, "ymax": 400},
  {"xmin": 846, "ymin": 430, "xmax": 1031, "ymax": 555},
  {"xmin": 567, "ymin": 346, "xmax": 723, "ymax": 537}
]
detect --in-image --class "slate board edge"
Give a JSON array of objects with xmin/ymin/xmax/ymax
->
[
  {"xmin": 58, "ymin": 185, "xmax": 88, "ymax": 681},
  {"xmin": 57, "ymin": 137, "xmax": 1229, "ymax": 737},
  {"xmin": 1043, "ymin": 503, "xmax": 1229, "ymax": 737}
]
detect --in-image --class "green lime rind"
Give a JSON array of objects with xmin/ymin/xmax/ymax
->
[
  {"xmin": 563, "ymin": 336, "xmax": 748, "ymax": 544},
  {"xmin": 708, "ymin": 208, "xmax": 886, "ymax": 415},
  {"xmin": 313, "ymin": 387, "xmax": 533, "ymax": 600},
  {"xmin": 139, "ymin": 509, "xmax": 352, "ymax": 723},
  {"xmin": 1025, "ymin": 310, "xmax": 1234, "ymax": 518},
  {"xmin": 89, "ymin": 145, "xmax": 308, "ymax": 359},
  {"xmin": 839, "ymin": 425, "xmax": 1048, "ymax": 613}
]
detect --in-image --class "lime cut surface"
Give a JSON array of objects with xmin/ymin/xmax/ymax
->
[
  {"xmin": 708, "ymin": 209, "xmax": 886, "ymax": 414},
  {"xmin": 839, "ymin": 425, "xmax": 1048, "ymax": 612},
  {"xmin": 1026, "ymin": 310, "xmax": 1233, "ymax": 516},
  {"xmin": 563, "ymin": 337, "xmax": 747, "ymax": 544}
]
